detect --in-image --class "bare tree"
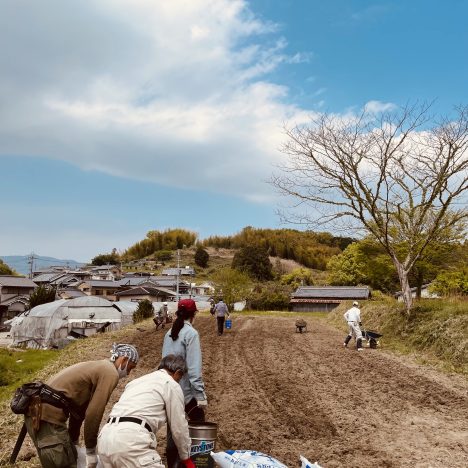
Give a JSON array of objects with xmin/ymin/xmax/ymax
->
[{"xmin": 272, "ymin": 103, "xmax": 468, "ymax": 312}]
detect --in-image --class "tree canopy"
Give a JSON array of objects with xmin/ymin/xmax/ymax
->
[
  {"xmin": 212, "ymin": 267, "xmax": 252, "ymax": 310},
  {"xmin": 203, "ymin": 227, "xmax": 352, "ymax": 270},
  {"xmin": 232, "ymin": 244, "xmax": 273, "ymax": 280},
  {"xmin": 429, "ymin": 267, "xmax": 468, "ymax": 297},
  {"xmin": 280, "ymin": 267, "xmax": 314, "ymax": 289},
  {"xmin": 91, "ymin": 251, "xmax": 120, "ymax": 266},
  {"xmin": 0, "ymin": 259, "xmax": 16, "ymax": 275},
  {"xmin": 247, "ymin": 282, "xmax": 291, "ymax": 311},
  {"xmin": 28, "ymin": 285, "xmax": 56, "ymax": 310},
  {"xmin": 273, "ymin": 103, "xmax": 468, "ymax": 311},
  {"xmin": 194, "ymin": 246, "xmax": 209, "ymax": 268},
  {"xmin": 123, "ymin": 229, "xmax": 197, "ymax": 261},
  {"xmin": 133, "ymin": 299, "xmax": 154, "ymax": 324},
  {"xmin": 327, "ymin": 240, "xmax": 399, "ymax": 292}
]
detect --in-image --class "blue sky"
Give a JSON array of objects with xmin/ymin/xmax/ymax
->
[{"xmin": 1, "ymin": 0, "xmax": 468, "ymax": 261}]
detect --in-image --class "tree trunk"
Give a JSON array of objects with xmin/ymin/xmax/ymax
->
[
  {"xmin": 393, "ymin": 260, "xmax": 413, "ymax": 313},
  {"xmin": 416, "ymin": 270, "xmax": 424, "ymax": 300}
]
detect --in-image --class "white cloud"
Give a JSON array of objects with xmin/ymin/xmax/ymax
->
[
  {"xmin": 364, "ymin": 100, "xmax": 397, "ymax": 113},
  {"xmin": 0, "ymin": 0, "xmax": 314, "ymax": 202}
]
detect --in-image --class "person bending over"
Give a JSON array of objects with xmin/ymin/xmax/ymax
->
[
  {"xmin": 24, "ymin": 343, "xmax": 139, "ymax": 468},
  {"xmin": 98, "ymin": 354, "xmax": 195, "ymax": 468}
]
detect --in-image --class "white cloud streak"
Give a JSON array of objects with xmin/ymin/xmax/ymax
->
[{"xmin": 0, "ymin": 0, "xmax": 315, "ymax": 202}]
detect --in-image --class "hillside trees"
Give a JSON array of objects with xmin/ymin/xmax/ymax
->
[
  {"xmin": 232, "ymin": 244, "xmax": 273, "ymax": 280},
  {"xmin": 203, "ymin": 227, "xmax": 350, "ymax": 270},
  {"xmin": 91, "ymin": 248, "xmax": 120, "ymax": 266},
  {"xmin": 123, "ymin": 229, "xmax": 197, "ymax": 260},
  {"xmin": 272, "ymin": 103, "xmax": 468, "ymax": 312},
  {"xmin": 194, "ymin": 246, "xmax": 209, "ymax": 268},
  {"xmin": 0, "ymin": 259, "xmax": 16, "ymax": 275},
  {"xmin": 153, "ymin": 250, "xmax": 173, "ymax": 262}
]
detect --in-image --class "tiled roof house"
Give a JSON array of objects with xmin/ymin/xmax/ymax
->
[{"xmin": 290, "ymin": 286, "xmax": 370, "ymax": 312}]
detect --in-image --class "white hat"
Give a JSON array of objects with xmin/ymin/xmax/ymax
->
[{"xmin": 353, "ymin": 301, "xmax": 359, "ymax": 306}]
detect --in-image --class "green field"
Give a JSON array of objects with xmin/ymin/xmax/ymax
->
[{"xmin": 0, "ymin": 348, "xmax": 58, "ymax": 401}]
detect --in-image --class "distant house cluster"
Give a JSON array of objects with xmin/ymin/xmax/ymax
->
[
  {"xmin": 0, "ymin": 276, "xmax": 36, "ymax": 327},
  {"xmin": 0, "ymin": 264, "xmax": 213, "ymax": 329}
]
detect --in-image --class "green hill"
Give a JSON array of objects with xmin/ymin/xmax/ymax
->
[{"xmin": 121, "ymin": 226, "xmax": 353, "ymax": 272}]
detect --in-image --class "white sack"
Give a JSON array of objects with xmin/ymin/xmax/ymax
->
[{"xmin": 210, "ymin": 450, "xmax": 287, "ymax": 468}]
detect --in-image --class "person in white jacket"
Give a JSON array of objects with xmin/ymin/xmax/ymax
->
[
  {"xmin": 343, "ymin": 301, "xmax": 363, "ymax": 351},
  {"xmin": 97, "ymin": 354, "xmax": 195, "ymax": 468}
]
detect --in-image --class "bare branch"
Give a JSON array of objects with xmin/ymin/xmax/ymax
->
[{"xmin": 272, "ymin": 102, "xmax": 468, "ymax": 311}]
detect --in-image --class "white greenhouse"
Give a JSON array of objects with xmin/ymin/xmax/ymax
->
[{"xmin": 10, "ymin": 297, "xmax": 128, "ymax": 349}]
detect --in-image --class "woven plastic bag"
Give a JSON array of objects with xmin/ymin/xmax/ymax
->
[
  {"xmin": 210, "ymin": 450, "xmax": 287, "ymax": 468},
  {"xmin": 300, "ymin": 455, "xmax": 323, "ymax": 468}
]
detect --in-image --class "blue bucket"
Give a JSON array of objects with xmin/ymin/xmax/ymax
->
[{"xmin": 225, "ymin": 319, "xmax": 232, "ymax": 329}]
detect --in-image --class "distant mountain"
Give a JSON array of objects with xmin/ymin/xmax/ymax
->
[{"xmin": 0, "ymin": 255, "xmax": 84, "ymax": 276}]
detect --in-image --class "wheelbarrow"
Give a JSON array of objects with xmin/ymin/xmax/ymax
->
[
  {"xmin": 361, "ymin": 329, "xmax": 382, "ymax": 349},
  {"xmin": 295, "ymin": 319, "xmax": 307, "ymax": 333}
]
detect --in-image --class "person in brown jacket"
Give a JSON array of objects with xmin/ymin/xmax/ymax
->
[{"xmin": 24, "ymin": 343, "xmax": 139, "ymax": 468}]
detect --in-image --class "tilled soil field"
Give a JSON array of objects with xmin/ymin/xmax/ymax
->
[
  {"xmin": 2, "ymin": 315, "xmax": 467, "ymax": 467},
  {"xmin": 128, "ymin": 315, "xmax": 468, "ymax": 468}
]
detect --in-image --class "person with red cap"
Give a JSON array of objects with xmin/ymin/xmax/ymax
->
[{"xmin": 162, "ymin": 299, "xmax": 207, "ymax": 468}]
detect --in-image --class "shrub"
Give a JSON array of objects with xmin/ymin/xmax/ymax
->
[
  {"xmin": 212, "ymin": 268, "xmax": 252, "ymax": 311},
  {"xmin": 154, "ymin": 250, "xmax": 174, "ymax": 262},
  {"xmin": 28, "ymin": 285, "xmax": 56, "ymax": 310},
  {"xmin": 194, "ymin": 246, "xmax": 209, "ymax": 268},
  {"xmin": 280, "ymin": 268, "xmax": 314, "ymax": 289},
  {"xmin": 247, "ymin": 283, "xmax": 292, "ymax": 311},
  {"xmin": 133, "ymin": 299, "xmax": 154, "ymax": 324},
  {"xmin": 91, "ymin": 252, "xmax": 120, "ymax": 266},
  {"xmin": 429, "ymin": 268, "xmax": 468, "ymax": 297},
  {"xmin": 0, "ymin": 259, "xmax": 16, "ymax": 275},
  {"xmin": 232, "ymin": 244, "xmax": 272, "ymax": 281}
]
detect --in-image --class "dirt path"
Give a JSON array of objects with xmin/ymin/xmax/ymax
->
[{"xmin": 126, "ymin": 315, "xmax": 468, "ymax": 468}]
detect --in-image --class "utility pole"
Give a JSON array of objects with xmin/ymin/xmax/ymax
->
[
  {"xmin": 176, "ymin": 249, "xmax": 180, "ymax": 302},
  {"xmin": 27, "ymin": 252, "xmax": 36, "ymax": 279}
]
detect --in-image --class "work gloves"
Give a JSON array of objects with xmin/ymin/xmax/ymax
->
[
  {"xmin": 197, "ymin": 399, "xmax": 208, "ymax": 407},
  {"xmin": 86, "ymin": 447, "xmax": 98, "ymax": 468},
  {"xmin": 359, "ymin": 322, "xmax": 363, "ymax": 327},
  {"xmin": 181, "ymin": 458, "xmax": 196, "ymax": 468}
]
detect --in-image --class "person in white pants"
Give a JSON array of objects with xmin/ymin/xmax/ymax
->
[
  {"xmin": 97, "ymin": 355, "xmax": 195, "ymax": 468},
  {"xmin": 343, "ymin": 301, "xmax": 363, "ymax": 351}
]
